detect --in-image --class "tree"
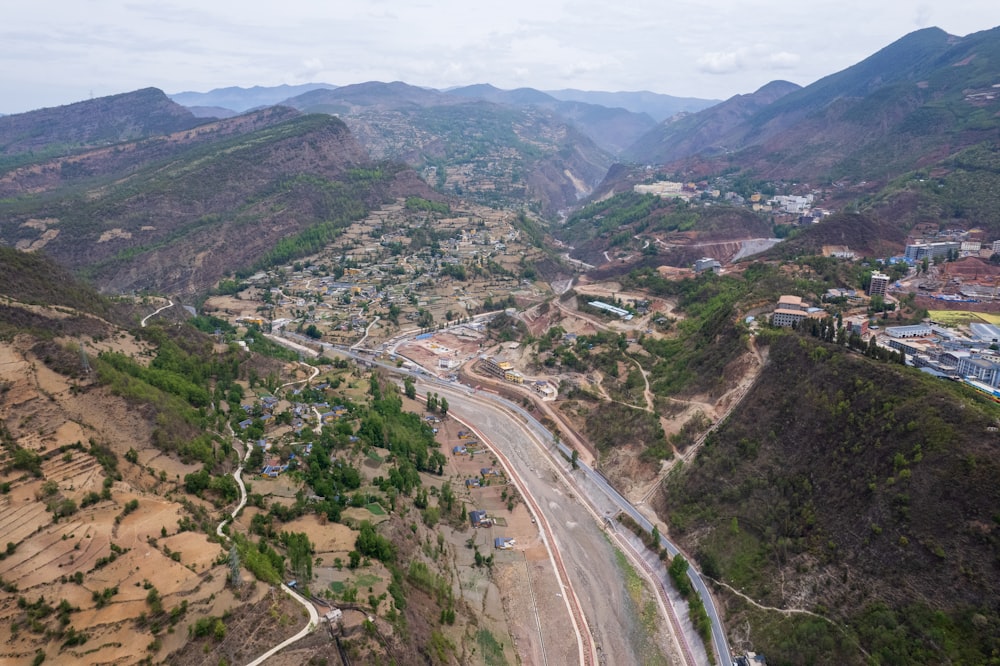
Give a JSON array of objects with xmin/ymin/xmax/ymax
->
[
  {"xmin": 403, "ymin": 377, "xmax": 416, "ymax": 400},
  {"xmin": 571, "ymin": 449, "xmax": 579, "ymax": 470},
  {"xmin": 651, "ymin": 525, "xmax": 660, "ymax": 547},
  {"xmin": 282, "ymin": 532, "xmax": 313, "ymax": 581},
  {"xmin": 438, "ymin": 397, "xmax": 448, "ymax": 417}
]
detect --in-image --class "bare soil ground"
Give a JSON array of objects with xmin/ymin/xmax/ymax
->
[{"xmin": 0, "ymin": 330, "xmax": 232, "ymax": 665}]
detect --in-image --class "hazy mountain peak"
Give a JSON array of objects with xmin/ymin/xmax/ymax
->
[{"xmin": 169, "ymin": 83, "xmax": 337, "ymax": 112}]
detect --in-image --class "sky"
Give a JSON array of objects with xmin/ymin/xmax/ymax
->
[{"xmin": 4, "ymin": 1, "xmax": 1000, "ymax": 114}]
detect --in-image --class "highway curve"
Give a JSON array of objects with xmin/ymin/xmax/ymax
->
[{"xmin": 424, "ymin": 381, "xmax": 672, "ymax": 665}]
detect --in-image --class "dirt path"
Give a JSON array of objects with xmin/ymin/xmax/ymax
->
[{"xmin": 712, "ymin": 577, "xmax": 871, "ymax": 659}]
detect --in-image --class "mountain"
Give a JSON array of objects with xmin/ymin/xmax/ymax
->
[
  {"xmin": 622, "ymin": 80, "xmax": 802, "ymax": 165},
  {"xmin": 626, "ymin": 26, "xmax": 1000, "ymax": 186},
  {"xmin": 169, "ymin": 83, "xmax": 337, "ymax": 112},
  {"xmin": 446, "ymin": 83, "xmax": 657, "ymax": 154},
  {"xmin": 284, "ymin": 81, "xmax": 613, "ymax": 214},
  {"xmin": 186, "ymin": 105, "xmax": 239, "ymax": 119},
  {"xmin": 0, "ymin": 105, "xmax": 302, "ymax": 197},
  {"xmin": 660, "ymin": 332, "xmax": 1000, "ymax": 664},
  {"xmin": 0, "ymin": 92, "xmax": 434, "ymax": 296},
  {"xmin": 546, "ymin": 88, "xmax": 720, "ymax": 122},
  {"xmin": 0, "ymin": 88, "xmax": 203, "ymax": 164}
]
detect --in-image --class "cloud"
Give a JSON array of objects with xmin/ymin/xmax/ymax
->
[
  {"xmin": 697, "ymin": 46, "xmax": 800, "ymax": 75},
  {"xmin": 697, "ymin": 51, "xmax": 742, "ymax": 74}
]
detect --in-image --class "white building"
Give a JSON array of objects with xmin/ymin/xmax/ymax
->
[{"xmin": 885, "ymin": 324, "xmax": 933, "ymax": 339}]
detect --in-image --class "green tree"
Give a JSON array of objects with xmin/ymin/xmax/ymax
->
[{"xmin": 282, "ymin": 532, "xmax": 313, "ymax": 581}]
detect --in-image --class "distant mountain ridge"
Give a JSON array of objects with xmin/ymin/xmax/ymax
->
[
  {"xmin": 544, "ymin": 88, "xmax": 720, "ymax": 122},
  {"xmin": 0, "ymin": 87, "xmax": 203, "ymax": 160},
  {"xmin": 280, "ymin": 81, "xmax": 614, "ymax": 214},
  {"xmin": 625, "ymin": 26, "xmax": 1000, "ymax": 184},
  {"xmin": 169, "ymin": 81, "xmax": 713, "ymax": 156},
  {"xmin": 169, "ymin": 83, "xmax": 337, "ymax": 112}
]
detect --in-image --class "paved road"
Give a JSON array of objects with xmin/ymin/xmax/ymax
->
[
  {"xmin": 215, "ymin": 435, "xmax": 252, "ymax": 539},
  {"xmin": 275, "ymin": 331, "xmax": 732, "ymax": 665},
  {"xmin": 435, "ymin": 385, "xmax": 655, "ymax": 665},
  {"xmin": 214, "ymin": 421, "xmax": 320, "ymax": 666},
  {"xmin": 407, "ymin": 365, "xmax": 729, "ymax": 665},
  {"xmin": 244, "ymin": 583, "xmax": 320, "ymax": 666},
  {"xmin": 140, "ymin": 299, "xmax": 174, "ymax": 327},
  {"xmin": 458, "ymin": 386, "xmax": 731, "ymax": 666}
]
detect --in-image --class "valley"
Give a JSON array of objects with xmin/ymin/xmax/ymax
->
[{"xmin": 1, "ymin": 21, "xmax": 1000, "ymax": 666}]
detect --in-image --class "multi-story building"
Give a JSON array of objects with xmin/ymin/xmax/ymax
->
[
  {"xmin": 771, "ymin": 295, "xmax": 815, "ymax": 328},
  {"xmin": 957, "ymin": 356, "xmax": 1000, "ymax": 387},
  {"xmin": 868, "ymin": 271, "xmax": 890, "ymax": 298},
  {"xmin": 904, "ymin": 241, "xmax": 961, "ymax": 263}
]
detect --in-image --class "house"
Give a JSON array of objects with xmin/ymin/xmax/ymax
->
[
  {"xmin": 844, "ymin": 316, "xmax": 869, "ymax": 337},
  {"xmin": 481, "ymin": 467, "xmax": 500, "ymax": 477},
  {"xmin": 958, "ymin": 356, "xmax": 1000, "ymax": 387},
  {"xmin": 261, "ymin": 456, "xmax": 289, "ymax": 478},
  {"xmin": 452, "ymin": 445, "xmax": 467, "ymax": 455},
  {"xmin": 465, "ymin": 478, "xmax": 481, "ymax": 488},
  {"xmin": 469, "ymin": 510, "xmax": 489, "ymax": 527},
  {"xmin": 693, "ymin": 257, "xmax": 722, "ymax": 274},
  {"xmin": 494, "ymin": 537, "xmax": 515, "ymax": 550}
]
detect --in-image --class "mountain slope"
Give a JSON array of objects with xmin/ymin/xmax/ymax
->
[
  {"xmin": 0, "ymin": 108, "xmax": 433, "ymax": 296},
  {"xmin": 285, "ymin": 81, "xmax": 612, "ymax": 214},
  {"xmin": 447, "ymin": 84, "xmax": 657, "ymax": 154},
  {"xmin": 661, "ymin": 333, "xmax": 1000, "ymax": 664},
  {"xmin": 630, "ymin": 26, "xmax": 1000, "ymax": 185},
  {"xmin": 0, "ymin": 105, "xmax": 301, "ymax": 197},
  {"xmin": 623, "ymin": 80, "xmax": 802, "ymax": 164},
  {"xmin": 0, "ymin": 88, "xmax": 204, "ymax": 165}
]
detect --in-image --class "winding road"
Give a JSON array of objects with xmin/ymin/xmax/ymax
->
[
  {"xmin": 333, "ymin": 334, "xmax": 724, "ymax": 663},
  {"xmin": 269, "ymin": 329, "xmax": 734, "ymax": 665},
  {"xmin": 212, "ymin": 402, "xmax": 320, "ymax": 665},
  {"xmin": 140, "ymin": 298, "xmax": 174, "ymax": 327}
]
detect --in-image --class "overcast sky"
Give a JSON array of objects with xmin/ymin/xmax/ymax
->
[{"xmin": 4, "ymin": 1, "xmax": 1000, "ymax": 114}]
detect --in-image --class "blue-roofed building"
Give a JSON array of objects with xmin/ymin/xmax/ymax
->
[{"xmin": 469, "ymin": 510, "xmax": 488, "ymax": 527}]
